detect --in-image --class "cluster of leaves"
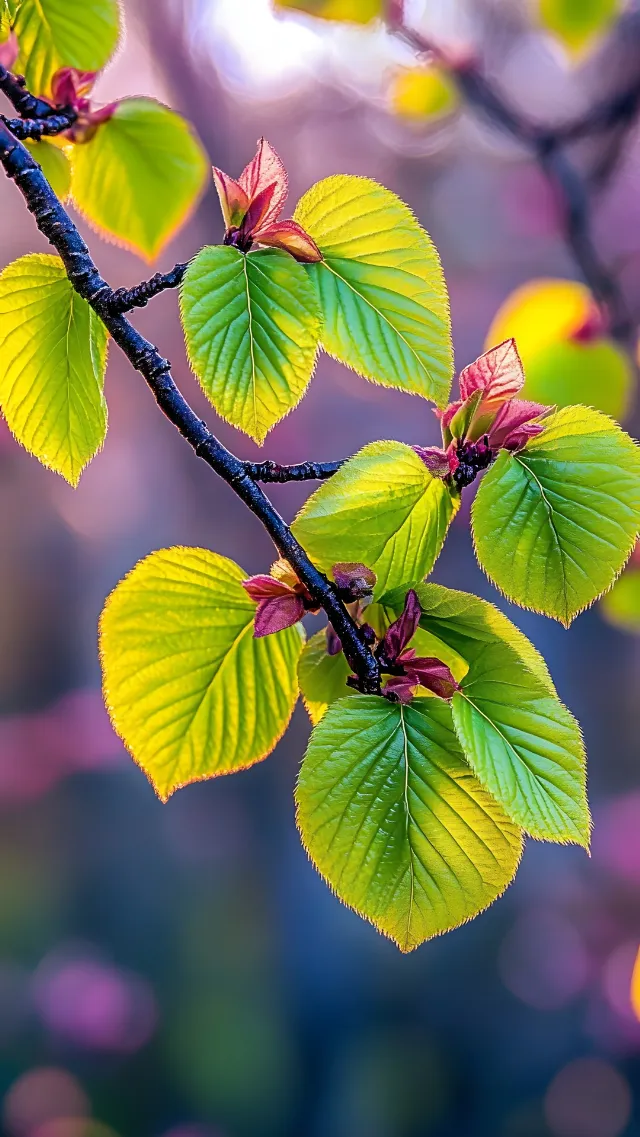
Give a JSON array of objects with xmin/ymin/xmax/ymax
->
[
  {"xmin": 1, "ymin": 0, "xmax": 640, "ymax": 952},
  {"xmin": 1, "ymin": 0, "xmax": 208, "ymax": 260}
]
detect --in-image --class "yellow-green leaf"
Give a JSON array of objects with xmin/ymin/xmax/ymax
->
[
  {"xmin": 296, "ymin": 696, "xmax": 522, "ymax": 951},
  {"xmin": 180, "ymin": 245, "xmax": 322, "ymax": 445},
  {"xmin": 486, "ymin": 279, "xmax": 632, "ymax": 421},
  {"xmin": 100, "ymin": 548, "xmax": 304, "ymax": 802},
  {"xmin": 294, "ymin": 175, "xmax": 453, "ymax": 406},
  {"xmin": 26, "ymin": 139, "xmax": 71, "ymax": 200},
  {"xmin": 390, "ymin": 66, "xmax": 460, "ymax": 121},
  {"xmin": 275, "ymin": 0, "xmax": 383, "ymax": 22},
  {"xmin": 13, "ymin": 0, "xmax": 121, "ymax": 98},
  {"xmin": 0, "ymin": 253, "xmax": 108, "ymax": 485},
  {"xmin": 292, "ymin": 441, "xmax": 458, "ymax": 599},
  {"xmin": 70, "ymin": 98, "xmax": 208, "ymax": 262},
  {"xmin": 539, "ymin": 0, "xmax": 620, "ymax": 52}
]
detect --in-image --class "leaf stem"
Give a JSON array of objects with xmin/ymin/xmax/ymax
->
[{"xmin": 0, "ymin": 118, "xmax": 380, "ymax": 694}]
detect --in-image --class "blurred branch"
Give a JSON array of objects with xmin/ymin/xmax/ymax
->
[
  {"xmin": 0, "ymin": 115, "xmax": 380, "ymax": 693},
  {"xmin": 389, "ymin": 12, "xmax": 640, "ymax": 348}
]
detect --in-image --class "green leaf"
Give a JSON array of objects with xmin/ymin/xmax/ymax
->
[
  {"xmin": 298, "ymin": 629, "xmax": 356, "ymax": 725},
  {"xmin": 180, "ymin": 245, "xmax": 322, "ymax": 445},
  {"xmin": 13, "ymin": 0, "xmax": 121, "ymax": 98},
  {"xmin": 0, "ymin": 253, "xmax": 108, "ymax": 485},
  {"xmin": 472, "ymin": 406, "xmax": 640, "ymax": 625},
  {"xmin": 293, "ymin": 175, "xmax": 453, "ymax": 406},
  {"xmin": 600, "ymin": 565, "xmax": 640, "ymax": 633},
  {"xmin": 69, "ymin": 98, "xmax": 208, "ymax": 262},
  {"xmin": 451, "ymin": 638, "xmax": 589, "ymax": 846},
  {"xmin": 292, "ymin": 441, "xmax": 458, "ymax": 599},
  {"xmin": 296, "ymin": 696, "xmax": 522, "ymax": 951},
  {"xmin": 100, "ymin": 547, "xmax": 304, "ymax": 802},
  {"xmin": 539, "ymin": 0, "xmax": 619, "ymax": 52},
  {"xmin": 26, "ymin": 139, "xmax": 71, "ymax": 200}
]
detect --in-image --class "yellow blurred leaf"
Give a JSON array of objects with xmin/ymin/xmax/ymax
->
[
  {"xmin": 631, "ymin": 945, "xmax": 640, "ymax": 1019},
  {"xmin": 390, "ymin": 66, "xmax": 460, "ymax": 121},
  {"xmin": 601, "ymin": 566, "xmax": 640, "ymax": 634},
  {"xmin": 274, "ymin": 0, "xmax": 383, "ymax": 22},
  {"xmin": 539, "ymin": 0, "xmax": 620, "ymax": 53},
  {"xmin": 486, "ymin": 279, "xmax": 633, "ymax": 421}
]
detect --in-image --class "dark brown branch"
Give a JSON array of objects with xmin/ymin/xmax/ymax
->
[
  {"xmin": 0, "ymin": 65, "xmax": 63, "ymax": 119},
  {"xmin": 0, "ymin": 120, "xmax": 380, "ymax": 693},
  {"xmin": 1, "ymin": 111, "xmax": 76, "ymax": 140}
]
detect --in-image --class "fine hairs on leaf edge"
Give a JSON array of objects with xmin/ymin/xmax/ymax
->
[
  {"xmin": 98, "ymin": 545, "xmax": 306, "ymax": 801},
  {"xmin": 470, "ymin": 405, "xmax": 640, "ymax": 627},
  {"xmin": 452, "ymin": 684, "xmax": 592, "ymax": 850},
  {"xmin": 294, "ymin": 697, "xmax": 525, "ymax": 952}
]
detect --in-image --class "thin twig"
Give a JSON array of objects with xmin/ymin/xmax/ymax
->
[
  {"xmin": 107, "ymin": 263, "xmax": 188, "ymax": 315},
  {"xmin": 0, "ymin": 65, "xmax": 66, "ymax": 120},
  {"xmin": 1, "ymin": 112, "xmax": 76, "ymax": 140},
  {"xmin": 0, "ymin": 120, "xmax": 380, "ymax": 693}
]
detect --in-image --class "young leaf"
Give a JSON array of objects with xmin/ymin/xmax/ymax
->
[
  {"xmin": 13, "ymin": 0, "xmax": 120, "ymax": 98},
  {"xmin": 69, "ymin": 98, "xmax": 208, "ymax": 262},
  {"xmin": 451, "ymin": 638, "xmax": 590, "ymax": 847},
  {"xmin": 26, "ymin": 139, "xmax": 71, "ymax": 200},
  {"xmin": 472, "ymin": 406, "xmax": 640, "ymax": 625},
  {"xmin": 292, "ymin": 441, "xmax": 458, "ymax": 598},
  {"xmin": 600, "ymin": 566, "xmax": 640, "ymax": 633},
  {"xmin": 180, "ymin": 246, "xmax": 322, "ymax": 445},
  {"xmin": 296, "ymin": 696, "xmax": 522, "ymax": 952},
  {"xmin": 275, "ymin": 0, "xmax": 384, "ymax": 22},
  {"xmin": 389, "ymin": 581, "xmax": 556, "ymax": 693},
  {"xmin": 539, "ymin": 0, "xmax": 619, "ymax": 53},
  {"xmin": 293, "ymin": 175, "xmax": 453, "ymax": 406},
  {"xmin": 298, "ymin": 629, "xmax": 356, "ymax": 725},
  {"xmin": 0, "ymin": 253, "xmax": 108, "ymax": 485},
  {"xmin": 100, "ymin": 548, "xmax": 304, "ymax": 802}
]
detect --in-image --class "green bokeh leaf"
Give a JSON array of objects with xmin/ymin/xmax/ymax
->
[
  {"xmin": 521, "ymin": 339, "xmax": 632, "ymax": 423},
  {"xmin": 539, "ymin": 0, "xmax": 619, "ymax": 51},
  {"xmin": 70, "ymin": 98, "xmax": 208, "ymax": 262},
  {"xmin": 13, "ymin": 0, "xmax": 121, "ymax": 97},
  {"xmin": 600, "ymin": 565, "xmax": 640, "ymax": 633},
  {"xmin": 0, "ymin": 253, "xmax": 108, "ymax": 485},
  {"xmin": 451, "ymin": 638, "xmax": 590, "ymax": 846},
  {"xmin": 294, "ymin": 175, "xmax": 453, "ymax": 406},
  {"xmin": 292, "ymin": 441, "xmax": 458, "ymax": 599},
  {"xmin": 181, "ymin": 245, "xmax": 322, "ymax": 444},
  {"xmin": 472, "ymin": 406, "xmax": 640, "ymax": 625},
  {"xmin": 26, "ymin": 139, "xmax": 71, "ymax": 200},
  {"xmin": 100, "ymin": 547, "xmax": 304, "ymax": 802},
  {"xmin": 298, "ymin": 629, "xmax": 356, "ymax": 725},
  {"xmin": 296, "ymin": 696, "xmax": 522, "ymax": 951}
]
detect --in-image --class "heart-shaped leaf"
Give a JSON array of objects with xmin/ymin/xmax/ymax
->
[
  {"xmin": 472, "ymin": 406, "xmax": 640, "ymax": 625},
  {"xmin": 294, "ymin": 175, "xmax": 453, "ymax": 405},
  {"xmin": 0, "ymin": 253, "xmax": 108, "ymax": 485},
  {"xmin": 100, "ymin": 547, "xmax": 304, "ymax": 801},
  {"xmin": 181, "ymin": 245, "xmax": 322, "ymax": 444},
  {"xmin": 296, "ymin": 696, "xmax": 522, "ymax": 951}
]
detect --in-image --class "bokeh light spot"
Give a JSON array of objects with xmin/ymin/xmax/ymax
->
[{"xmin": 544, "ymin": 1058, "xmax": 631, "ymax": 1137}]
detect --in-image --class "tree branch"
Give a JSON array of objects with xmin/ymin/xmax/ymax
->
[
  {"xmin": 0, "ymin": 64, "xmax": 65, "ymax": 119},
  {"xmin": 1, "ymin": 111, "xmax": 76, "ymax": 140},
  {"xmin": 0, "ymin": 120, "xmax": 380, "ymax": 693},
  {"xmin": 106, "ymin": 263, "xmax": 188, "ymax": 315}
]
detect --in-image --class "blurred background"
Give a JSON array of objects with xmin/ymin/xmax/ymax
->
[{"xmin": 2, "ymin": 0, "xmax": 640, "ymax": 1134}]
